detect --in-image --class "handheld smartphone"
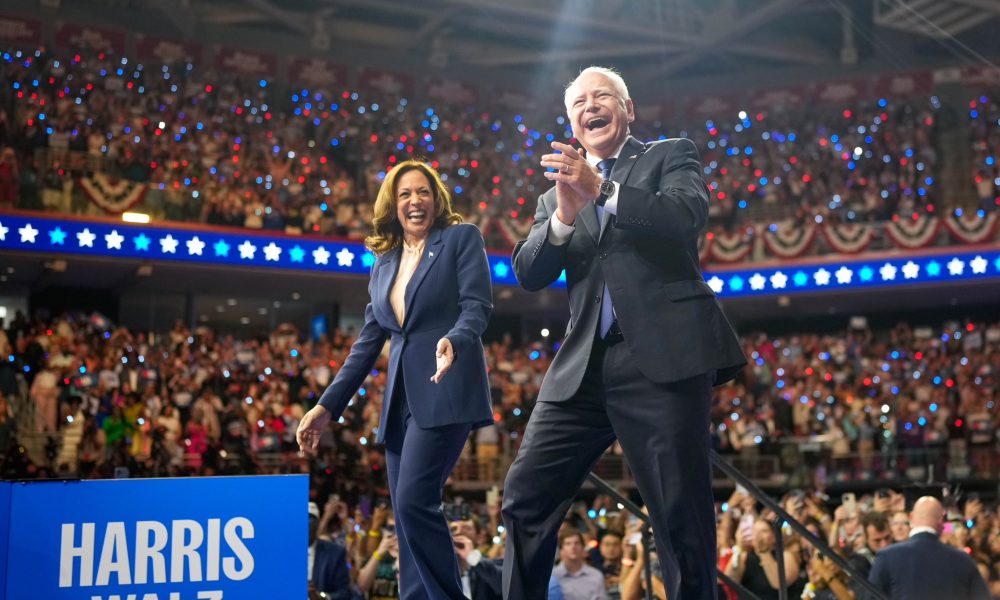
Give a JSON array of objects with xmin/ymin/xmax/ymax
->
[
  {"xmin": 486, "ymin": 485, "xmax": 499, "ymax": 507},
  {"xmin": 627, "ymin": 532, "xmax": 642, "ymax": 546},
  {"xmin": 841, "ymin": 493, "xmax": 857, "ymax": 517}
]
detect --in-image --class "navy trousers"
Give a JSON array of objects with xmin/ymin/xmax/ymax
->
[{"xmin": 384, "ymin": 384, "xmax": 471, "ymax": 600}]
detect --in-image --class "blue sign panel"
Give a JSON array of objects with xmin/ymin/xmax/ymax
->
[{"xmin": 3, "ymin": 475, "xmax": 306, "ymax": 600}]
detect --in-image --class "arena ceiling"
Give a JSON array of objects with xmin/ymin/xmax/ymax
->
[{"xmin": 20, "ymin": 0, "xmax": 1000, "ymax": 96}]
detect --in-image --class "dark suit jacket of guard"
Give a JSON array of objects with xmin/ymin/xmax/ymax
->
[
  {"xmin": 512, "ymin": 136, "xmax": 746, "ymax": 402},
  {"xmin": 867, "ymin": 531, "xmax": 990, "ymax": 600},
  {"xmin": 317, "ymin": 223, "xmax": 494, "ymax": 443},
  {"xmin": 312, "ymin": 539, "xmax": 353, "ymax": 599}
]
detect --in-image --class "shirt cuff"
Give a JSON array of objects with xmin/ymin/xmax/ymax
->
[
  {"xmin": 466, "ymin": 549, "xmax": 482, "ymax": 567},
  {"xmin": 547, "ymin": 213, "xmax": 575, "ymax": 245},
  {"xmin": 602, "ymin": 181, "xmax": 620, "ymax": 215}
]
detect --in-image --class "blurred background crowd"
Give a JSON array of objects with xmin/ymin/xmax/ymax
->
[{"xmin": 2, "ymin": 2, "xmax": 1000, "ymax": 596}]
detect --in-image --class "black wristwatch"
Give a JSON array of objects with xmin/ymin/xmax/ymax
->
[{"xmin": 595, "ymin": 179, "xmax": 616, "ymax": 207}]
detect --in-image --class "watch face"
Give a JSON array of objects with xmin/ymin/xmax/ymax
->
[{"xmin": 601, "ymin": 180, "xmax": 615, "ymax": 196}]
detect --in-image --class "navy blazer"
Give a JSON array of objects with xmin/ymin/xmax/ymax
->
[
  {"xmin": 317, "ymin": 223, "xmax": 494, "ymax": 443},
  {"xmin": 312, "ymin": 539, "xmax": 353, "ymax": 599},
  {"xmin": 867, "ymin": 531, "xmax": 989, "ymax": 600}
]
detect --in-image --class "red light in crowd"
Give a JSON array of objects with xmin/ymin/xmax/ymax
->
[
  {"xmin": 298, "ymin": 176, "xmax": 306, "ymax": 184},
  {"xmin": 471, "ymin": 160, "xmax": 479, "ymax": 168},
  {"xmin": 517, "ymin": 198, "xmax": 525, "ymax": 205},
  {"xmin": 819, "ymin": 139, "xmax": 828, "ymax": 147},
  {"xmin": 232, "ymin": 156, "xmax": 239, "ymax": 163},
  {"xmin": 955, "ymin": 419, "xmax": 963, "ymax": 428},
  {"xmin": 824, "ymin": 372, "xmax": 833, "ymax": 381},
  {"xmin": 154, "ymin": 129, "xmax": 162, "ymax": 137},
  {"xmin": 48, "ymin": 77, "xmax": 55, "ymax": 85},
  {"xmin": 235, "ymin": 107, "xmax": 242, "ymax": 115},
  {"xmin": 843, "ymin": 109, "xmax": 852, "ymax": 118},
  {"xmin": 747, "ymin": 184, "xmax": 757, "ymax": 193},
  {"xmin": 312, "ymin": 225, "xmax": 320, "ymax": 231},
  {"xmin": 491, "ymin": 189, "xmax": 500, "ymax": 196},
  {"xmin": 493, "ymin": 412, "xmax": 502, "ymax": 423},
  {"xmin": 320, "ymin": 156, "xmax": 327, "ymax": 164},
  {"xmin": 863, "ymin": 377, "xmax": 872, "ymax": 386},
  {"xmin": 406, "ymin": 145, "xmax": 414, "ymax": 153},
  {"xmin": 74, "ymin": 54, "xmax": 81, "ymax": 62},
  {"xmin": 400, "ymin": 135, "xmax": 407, "ymax": 142},
  {"xmin": 205, "ymin": 85, "xmax": 213, "ymax": 93},
  {"xmin": 945, "ymin": 379, "xmax": 954, "ymax": 388},
  {"xmin": 264, "ymin": 112, "xmax": 271, "ymax": 120},
  {"xmin": 900, "ymin": 158, "xmax": 908, "ymax": 166},
  {"xmin": 329, "ymin": 360, "xmax": 338, "ymax": 367},
  {"xmin": 64, "ymin": 378, "xmax": 70, "ymax": 385},
  {"xmin": 720, "ymin": 167, "xmax": 729, "ymax": 175},
  {"xmin": 709, "ymin": 128, "xmax": 718, "ymax": 136},
  {"xmin": 303, "ymin": 109, "xmax": 310, "ymax": 117},
  {"xmin": 753, "ymin": 169, "xmax": 763, "ymax": 177},
  {"xmin": 46, "ymin": 329, "xmax": 52, "ymax": 336},
  {"xmin": 342, "ymin": 91, "xmax": 349, "ymax": 99},
  {"xmin": 911, "ymin": 212, "xmax": 919, "ymax": 221},
  {"xmin": 706, "ymin": 232, "xmax": 715, "ymax": 240},
  {"xmin": 805, "ymin": 367, "xmax": 813, "ymax": 375},
  {"xmin": 966, "ymin": 323, "xmax": 975, "ymax": 332},
  {"xmin": 802, "ymin": 174, "xmax": 812, "ymax": 183},
  {"xmin": 388, "ymin": 156, "xmax": 397, "ymax": 163},
  {"xmin": 301, "ymin": 157, "xmax": 309, "ymax": 165},
  {"xmin": 717, "ymin": 192, "xmax": 727, "ymax": 200},
  {"xmin": 370, "ymin": 134, "xmax": 378, "ymax": 143},
  {"xmin": 510, "ymin": 211, "xmax": 519, "ymax": 218},
  {"xmin": 756, "ymin": 113, "xmax": 765, "ymax": 121},
  {"xmin": 492, "ymin": 176, "xmax": 501, "ymax": 184},
  {"xmin": 892, "ymin": 214, "xmax": 900, "ymax": 222},
  {"xmin": 742, "ymin": 158, "xmax": 751, "ymax": 167},
  {"xmin": 479, "ymin": 202, "xmax": 487, "ymax": 209},
  {"xmin": 927, "ymin": 204, "xmax": 935, "ymax": 213},
  {"xmin": 431, "ymin": 161, "xmax": 440, "ymax": 169}
]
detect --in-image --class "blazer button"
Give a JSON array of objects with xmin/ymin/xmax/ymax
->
[
  {"xmin": 599, "ymin": 252, "xmax": 607, "ymax": 260},
  {"xmin": 594, "ymin": 295, "xmax": 601, "ymax": 303}
]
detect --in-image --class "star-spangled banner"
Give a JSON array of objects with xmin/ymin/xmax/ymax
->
[{"xmin": 2, "ymin": 213, "xmax": 1000, "ymax": 295}]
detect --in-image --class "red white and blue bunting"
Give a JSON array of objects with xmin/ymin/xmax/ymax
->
[
  {"xmin": 710, "ymin": 230, "xmax": 754, "ymax": 263},
  {"xmin": 822, "ymin": 222, "xmax": 876, "ymax": 254},
  {"xmin": 884, "ymin": 215, "xmax": 940, "ymax": 249},
  {"xmin": 78, "ymin": 173, "xmax": 148, "ymax": 214},
  {"xmin": 943, "ymin": 211, "xmax": 998, "ymax": 244},
  {"xmin": 761, "ymin": 220, "xmax": 817, "ymax": 258}
]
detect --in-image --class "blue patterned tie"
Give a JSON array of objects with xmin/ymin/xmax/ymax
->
[{"xmin": 596, "ymin": 158, "xmax": 616, "ymax": 338}]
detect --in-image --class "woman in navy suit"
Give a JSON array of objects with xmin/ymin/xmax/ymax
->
[{"xmin": 297, "ymin": 160, "xmax": 494, "ymax": 599}]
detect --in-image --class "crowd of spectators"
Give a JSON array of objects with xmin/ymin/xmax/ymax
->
[
  {"xmin": 971, "ymin": 94, "xmax": 1000, "ymax": 213},
  {"xmin": 1, "ymin": 47, "xmax": 996, "ymax": 257},
  {"xmin": 1, "ymin": 308, "xmax": 998, "ymax": 597}
]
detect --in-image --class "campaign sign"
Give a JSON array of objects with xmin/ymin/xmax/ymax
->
[{"xmin": 2, "ymin": 475, "xmax": 306, "ymax": 600}]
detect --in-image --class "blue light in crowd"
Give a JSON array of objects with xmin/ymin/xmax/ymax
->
[
  {"xmin": 359, "ymin": 388, "xmax": 366, "ymax": 396},
  {"xmin": 513, "ymin": 408, "xmax": 522, "ymax": 416},
  {"xmin": 904, "ymin": 422, "xmax": 913, "ymax": 431},
  {"xmin": 933, "ymin": 376, "xmax": 942, "ymax": 385},
  {"xmin": 891, "ymin": 350, "xmax": 900, "ymax": 359},
  {"xmin": 529, "ymin": 351, "xmax": 540, "ymax": 360},
  {"xmin": 930, "ymin": 403, "xmax": 938, "ymax": 412},
  {"xmin": 290, "ymin": 349, "xmax": 299, "ymax": 358},
  {"xmin": 79, "ymin": 366, "xmax": 87, "ymax": 374}
]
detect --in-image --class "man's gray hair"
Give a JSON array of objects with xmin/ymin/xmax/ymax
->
[{"xmin": 564, "ymin": 66, "xmax": 630, "ymax": 109}]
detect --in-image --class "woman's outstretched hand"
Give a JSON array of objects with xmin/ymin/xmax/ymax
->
[
  {"xmin": 431, "ymin": 337, "xmax": 454, "ymax": 384},
  {"xmin": 296, "ymin": 404, "xmax": 331, "ymax": 455}
]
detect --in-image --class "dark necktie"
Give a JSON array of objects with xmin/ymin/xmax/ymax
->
[{"xmin": 595, "ymin": 157, "xmax": 616, "ymax": 337}]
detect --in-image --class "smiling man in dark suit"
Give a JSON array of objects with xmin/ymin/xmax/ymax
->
[
  {"xmin": 501, "ymin": 66, "xmax": 746, "ymax": 600},
  {"xmin": 868, "ymin": 496, "xmax": 989, "ymax": 600}
]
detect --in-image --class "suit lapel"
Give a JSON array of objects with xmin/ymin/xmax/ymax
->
[
  {"xmin": 377, "ymin": 247, "xmax": 402, "ymax": 329},
  {"xmin": 403, "ymin": 227, "xmax": 443, "ymax": 329},
  {"xmin": 601, "ymin": 136, "xmax": 646, "ymax": 240},
  {"xmin": 576, "ymin": 196, "xmax": 601, "ymax": 245}
]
